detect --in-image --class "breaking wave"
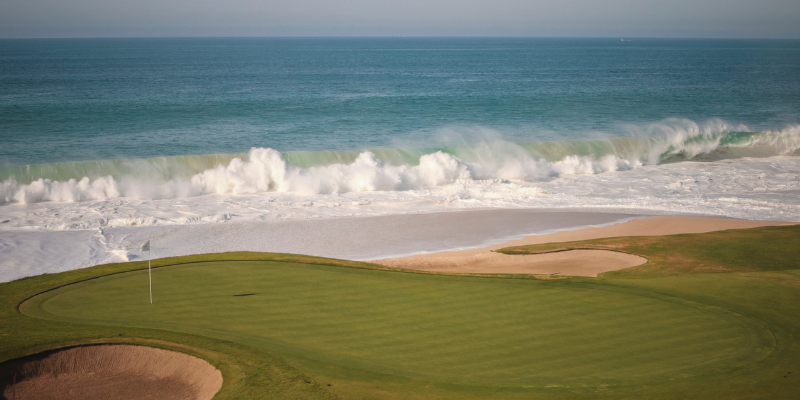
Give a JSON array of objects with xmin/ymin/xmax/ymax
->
[{"xmin": 2, "ymin": 119, "xmax": 799, "ymax": 205}]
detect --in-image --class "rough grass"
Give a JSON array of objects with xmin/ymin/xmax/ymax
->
[{"xmin": 2, "ymin": 226, "xmax": 800, "ymax": 398}]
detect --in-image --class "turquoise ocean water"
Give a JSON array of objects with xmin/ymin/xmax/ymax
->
[
  {"xmin": 3, "ymin": 37, "xmax": 800, "ymax": 283},
  {"xmin": 0, "ymin": 38, "xmax": 799, "ymax": 214}
]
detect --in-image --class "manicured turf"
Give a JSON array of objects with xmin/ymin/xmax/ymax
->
[
  {"xmin": 3, "ymin": 226, "xmax": 800, "ymax": 398},
  {"xmin": 23, "ymin": 261, "xmax": 770, "ymax": 387}
]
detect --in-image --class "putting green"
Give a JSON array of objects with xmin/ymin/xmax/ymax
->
[{"xmin": 22, "ymin": 260, "xmax": 773, "ymax": 388}]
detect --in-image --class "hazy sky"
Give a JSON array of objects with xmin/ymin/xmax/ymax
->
[{"xmin": 2, "ymin": 0, "xmax": 799, "ymax": 38}]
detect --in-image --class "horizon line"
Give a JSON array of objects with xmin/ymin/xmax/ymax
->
[{"xmin": 2, "ymin": 35, "xmax": 800, "ymax": 40}]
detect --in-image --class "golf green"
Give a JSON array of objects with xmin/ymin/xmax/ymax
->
[
  {"xmin": 22, "ymin": 260, "xmax": 773, "ymax": 388},
  {"xmin": 6, "ymin": 226, "xmax": 800, "ymax": 398}
]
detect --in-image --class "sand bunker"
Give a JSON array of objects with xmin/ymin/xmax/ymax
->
[
  {"xmin": 380, "ymin": 249, "xmax": 646, "ymax": 277},
  {"xmin": 0, "ymin": 345, "xmax": 222, "ymax": 400},
  {"xmin": 376, "ymin": 216, "xmax": 794, "ymax": 276}
]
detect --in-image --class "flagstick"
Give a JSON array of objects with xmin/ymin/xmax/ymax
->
[{"xmin": 149, "ymin": 246, "xmax": 152, "ymax": 305}]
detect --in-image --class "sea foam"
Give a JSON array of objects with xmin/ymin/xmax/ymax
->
[
  {"xmin": 2, "ymin": 119, "xmax": 799, "ymax": 205},
  {"xmin": 0, "ymin": 147, "xmax": 638, "ymax": 204}
]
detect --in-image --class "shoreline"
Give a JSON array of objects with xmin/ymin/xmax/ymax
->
[
  {"xmin": 1, "ymin": 209, "xmax": 797, "ymax": 283},
  {"xmin": 0, "ymin": 209, "xmax": 642, "ymax": 283},
  {"xmin": 375, "ymin": 216, "xmax": 796, "ymax": 276}
]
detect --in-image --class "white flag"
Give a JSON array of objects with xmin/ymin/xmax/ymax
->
[{"xmin": 141, "ymin": 240, "xmax": 150, "ymax": 252}]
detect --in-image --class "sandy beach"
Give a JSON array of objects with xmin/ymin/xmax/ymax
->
[
  {"xmin": 1, "ymin": 209, "xmax": 642, "ymax": 282},
  {"xmin": 375, "ymin": 216, "xmax": 796, "ymax": 276},
  {"xmin": 1, "ymin": 209, "xmax": 796, "ymax": 282}
]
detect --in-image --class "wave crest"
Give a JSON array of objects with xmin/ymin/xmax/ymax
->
[
  {"xmin": 2, "ymin": 146, "xmax": 635, "ymax": 204},
  {"xmin": 191, "ymin": 148, "xmax": 471, "ymax": 195},
  {"xmin": 2, "ymin": 120, "xmax": 799, "ymax": 205}
]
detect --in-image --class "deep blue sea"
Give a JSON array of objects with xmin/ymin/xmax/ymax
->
[{"xmin": 0, "ymin": 38, "xmax": 799, "ymax": 222}]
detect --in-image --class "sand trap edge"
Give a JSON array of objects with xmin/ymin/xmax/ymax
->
[{"xmin": 0, "ymin": 344, "xmax": 223, "ymax": 400}]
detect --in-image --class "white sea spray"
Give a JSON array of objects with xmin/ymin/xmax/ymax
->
[{"xmin": 1, "ymin": 120, "xmax": 799, "ymax": 231}]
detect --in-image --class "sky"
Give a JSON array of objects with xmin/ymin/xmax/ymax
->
[{"xmin": 1, "ymin": 0, "xmax": 799, "ymax": 39}]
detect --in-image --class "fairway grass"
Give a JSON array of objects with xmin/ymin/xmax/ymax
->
[{"xmin": 3, "ymin": 226, "xmax": 800, "ymax": 398}]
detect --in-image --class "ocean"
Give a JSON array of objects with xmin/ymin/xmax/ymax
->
[{"xmin": 1, "ymin": 37, "xmax": 799, "ymax": 231}]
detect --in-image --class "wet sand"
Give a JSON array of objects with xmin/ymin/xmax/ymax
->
[{"xmin": 2, "ymin": 210, "xmax": 641, "ymax": 283}]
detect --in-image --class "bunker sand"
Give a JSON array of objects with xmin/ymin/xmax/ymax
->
[
  {"xmin": 376, "ymin": 216, "xmax": 794, "ymax": 276},
  {"xmin": 0, "ymin": 345, "xmax": 222, "ymax": 400},
  {"xmin": 380, "ymin": 249, "xmax": 646, "ymax": 276}
]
